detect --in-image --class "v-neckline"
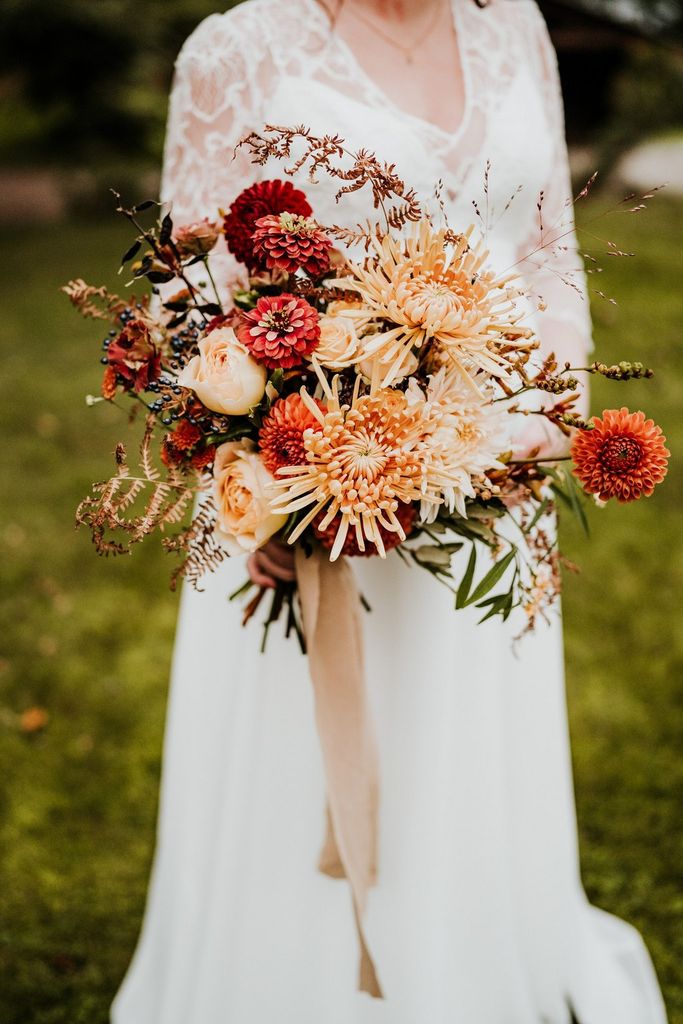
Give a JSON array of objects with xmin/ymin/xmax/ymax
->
[{"xmin": 304, "ymin": 0, "xmax": 472, "ymax": 144}]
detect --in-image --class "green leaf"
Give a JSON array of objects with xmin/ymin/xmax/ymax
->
[
  {"xmin": 455, "ymin": 545, "xmax": 477, "ymax": 609},
  {"xmin": 467, "ymin": 548, "xmax": 516, "ymax": 605},
  {"xmin": 526, "ymin": 495, "xmax": 551, "ymax": 534},
  {"xmin": 550, "ymin": 466, "xmax": 589, "ymax": 536},
  {"xmin": 270, "ymin": 369, "xmax": 284, "ymax": 393},
  {"xmin": 477, "ymin": 590, "xmax": 515, "ymax": 624},
  {"xmin": 413, "ymin": 544, "xmax": 457, "ymax": 571}
]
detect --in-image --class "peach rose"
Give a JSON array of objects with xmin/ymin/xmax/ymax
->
[
  {"xmin": 312, "ymin": 313, "xmax": 361, "ymax": 370},
  {"xmin": 213, "ymin": 441, "xmax": 287, "ymax": 555},
  {"xmin": 178, "ymin": 327, "xmax": 266, "ymax": 416}
]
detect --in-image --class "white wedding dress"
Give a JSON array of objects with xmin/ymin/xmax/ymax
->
[{"xmin": 112, "ymin": 2, "xmax": 668, "ymax": 1021}]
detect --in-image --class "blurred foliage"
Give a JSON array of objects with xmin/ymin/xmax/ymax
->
[
  {"xmin": 0, "ymin": 0, "xmax": 240, "ymax": 165},
  {"xmin": 597, "ymin": 43, "xmax": 683, "ymax": 167},
  {"xmin": 0, "ymin": 194, "xmax": 681, "ymax": 1020},
  {"xmin": 574, "ymin": 0, "xmax": 683, "ymax": 33}
]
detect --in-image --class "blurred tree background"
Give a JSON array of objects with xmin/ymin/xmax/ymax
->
[{"xmin": 0, "ymin": 0, "xmax": 241, "ymax": 169}]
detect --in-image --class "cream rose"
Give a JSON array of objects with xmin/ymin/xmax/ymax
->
[
  {"xmin": 213, "ymin": 441, "xmax": 287, "ymax": 555},
  {"xmin": 312, "ymin": 313, "xmax": 361, "ymax": 370},
  {"xmin": 178, "ymin": 327, "xmax": 266, "ymax": 415}
]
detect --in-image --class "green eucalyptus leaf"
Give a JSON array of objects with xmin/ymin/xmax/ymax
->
[
  {"xmin": 467, "ymin": 548, "xmax": 516, "ymax": 605},
  {"xmin": 456, "ymin": 545, "xmax": 477, "ymax": 609}
]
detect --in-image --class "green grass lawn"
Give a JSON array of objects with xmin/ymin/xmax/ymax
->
[{"xmin": 0, "ymin": 200, "xmax": 681, "ymax": 1023}]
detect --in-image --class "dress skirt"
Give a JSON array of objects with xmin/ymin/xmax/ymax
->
[{"xmin": 112, "ymin": 546, "xmax": 667, "ymax": 1023}]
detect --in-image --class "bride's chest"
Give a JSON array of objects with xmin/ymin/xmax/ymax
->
[{"xmin": 257, "ymin": 60, "xmax": 555, "ymax": 236}]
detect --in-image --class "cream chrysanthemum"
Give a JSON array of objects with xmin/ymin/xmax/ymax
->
[
  {"xmin": 345, "ymin": 219, "xmax": 530, "ymax": 388},
  {"xmin": 269, "ymin": 378, "xmax": 433, "ymax": 560},
  {"xmin": 408, "ymin": 367, "xmax": 510, "ymax": 521}
]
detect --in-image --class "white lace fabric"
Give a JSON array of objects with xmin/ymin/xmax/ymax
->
[{"xmin": 161, "ymin": 0, "xmax": 593, "ymax": 378}]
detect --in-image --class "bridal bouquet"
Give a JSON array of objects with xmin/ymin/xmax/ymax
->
[
  {"xmin": 65, "ymin": 126, "xmax": 669, "ymax": 996},
  {"xmin": 66, "ymin": 126, "xmax": 669, "ymax": 644}
]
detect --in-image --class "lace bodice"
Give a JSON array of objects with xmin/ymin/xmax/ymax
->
[{"xmin": 161, "ymin": 0, "xmax": 593, "ymax": 390}]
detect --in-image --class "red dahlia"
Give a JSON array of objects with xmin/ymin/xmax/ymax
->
[
  {"xmin": 223, "ymin": 179, "xmax": 313, "ymax": 272},
  {"xmin": 238, "ymin": 294, "xmax": 320, "ymax": 369},
  {"xmin": 259, "ymin": 393, "xmax": 325, "ymax": 475},
  {"xmin": 252, "ymin": 213, "xmax": 332, "ymax": 278},
  {"xmin": 571, "ymin": 407, "xmax": 669, "ymax": 503},
  {"xmin": 106, "ymin": 318, "xmax": 161, "ymax": 393},
  {"xmin": 313, "ymin": 502, "xmax": 417, "ymax": 558}
]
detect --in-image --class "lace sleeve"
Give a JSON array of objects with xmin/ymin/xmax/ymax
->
[
  {"xmin": 160, "ymin": 11, "xmax": 272, "ymax": 292},
  {"xmin": 517, "ymin": 5, "xmax": 594, "ymax": 394}
]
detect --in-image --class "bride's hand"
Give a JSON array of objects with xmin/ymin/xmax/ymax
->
[{"xmin": 247, "ymin": 539, "xmax": 297, "ymax": 589}]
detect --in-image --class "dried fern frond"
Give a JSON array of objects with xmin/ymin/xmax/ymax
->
[
  {"xmin": 75, "ymin": 416, "xmax": 197, "ymax": 559},
  {"xmin": 62, "ymin": 279, "xmax": 128, "ymax": 322},
  {"xmin": 163, "ymin": 499, "xmax": 227, "ymax": 591},
  {"xmin": 237, "ymin": 126, "xmax": 424, "ymax": 234}
]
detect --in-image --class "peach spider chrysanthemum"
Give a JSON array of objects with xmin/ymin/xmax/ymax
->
[
  {"xmin": 269, "ymin": 377, "xmax": 434, "ymax": 560},
  {"xmin": 408, "ymin": 367, "xmax": 510, "ymax": 521},
  {"xmin": 345, "ymin": 219, "xmax": 530, "ymax": 389},
  {"xmin": 571, "ymin": 407, "xmax": 669, "ymax": 503}
]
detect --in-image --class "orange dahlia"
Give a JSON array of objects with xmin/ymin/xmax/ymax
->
[
  {"xmin": 161, "ymin": 420, "xmax": 215, "ymax": 469},
  {"xmin": 258, "ymin": 393, "xmax": 325, "ymax": 475},
  {"xmin": 252, "ymin": 213, "xmax": 332, "ymax": 278},
  {"xmin": 169, "ymin": 420, "xmax": 202, "ymax": 451},
  {"xmin": 238, "ymin": 294, "xmax": 320, "ymax": 369},
  {"xmin": 571, "ymin": 407, "xmax": 669, "ymax": 503},
  {"xmin": 313, "ymin": 501, "xmax": 417, "ymax": 557}
]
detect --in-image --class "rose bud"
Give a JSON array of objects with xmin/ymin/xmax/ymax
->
[{"xmin": 174, "ymin": 219, "xmax": 220, "ymax": 258}]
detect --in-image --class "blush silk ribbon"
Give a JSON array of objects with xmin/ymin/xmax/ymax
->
[{"xmin": 294, "ymin": 546, "xmax": 383, "ymax": 999}]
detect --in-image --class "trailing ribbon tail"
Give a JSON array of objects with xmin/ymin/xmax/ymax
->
[{"xmin": 295, "ymin": 546, "xmax": 383, "ymax": 999}]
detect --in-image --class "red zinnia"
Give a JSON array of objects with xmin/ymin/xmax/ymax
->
[
  {"xmin": 313, "ymin": 501, "xmax": 417, "ymax": 558},
  {"xmin": 223, "ymin": 179, "xmax": 313, "ymax": 272},
  {"xmin": 252, "ymin": 213, "xmax": 332, "ymax": 278},
  {"xmin": 571, "ymin": 407, "xmax": 669, "ymax": 503},
  {"xmin": 238, "ymin": 294, "xmax": 320, "ymax": 369},
  {"xmin": 259, "ymin": 393, "xmax": 325, "ymax": 475}
]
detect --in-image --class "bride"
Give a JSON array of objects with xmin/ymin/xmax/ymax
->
[{"xmin": 112, "ymin": 1, "xmax": 667, "ymax": 1021}]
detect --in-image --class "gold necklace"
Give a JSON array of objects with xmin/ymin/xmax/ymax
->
[{"xmin": 344, "ymin": 1, "xmax": 448, "ymax": 64}]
